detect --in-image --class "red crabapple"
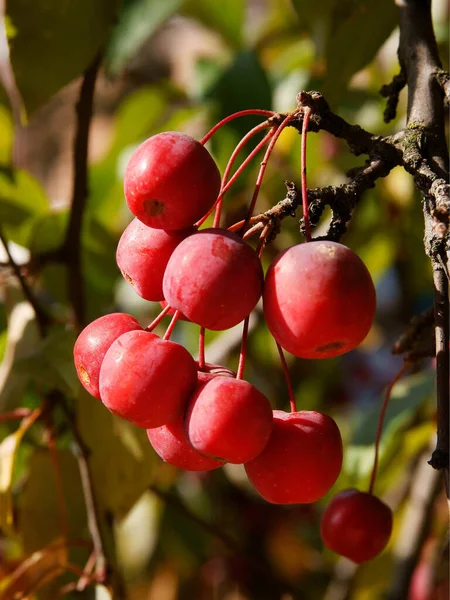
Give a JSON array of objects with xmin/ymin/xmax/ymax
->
[
  {"xmin": 74, "ymin": 313, "xmax": 141, "ymax": 398},
  {"xmin": 245, "ymin": 410, "xmax": 343, "ymax": 504},
  {"xmin": 320, "ymin": 489, "xmax": 393, "ymax": 562},
  {"xmin": 124, "ymin": 132, "xmax": 221, "ymax": 230},
  {"xmin": 99, "ymin": 330, "xmax": 197, "ymax": 428},
  {"xmin": 163, "ymin": 229, "xmax": 264, "ymax": 330},
  {"xmin": 116, "ymin": 218, "xmax": 193, "ymax": 301},
  {"xmin": 263, "ymin": 241, "xmax": 376, "ymax": 359},
  {"xmin": 185, "ymin": 376, "xmax": 273, "ymax": 464},
  {"xmin": 147, "ymin": 372, "xmax": 224, "ymax": 471}
]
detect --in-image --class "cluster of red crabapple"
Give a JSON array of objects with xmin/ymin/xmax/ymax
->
[{"xmin": 74, "ymin": 104, "xmax": 393, "ymax": 564}]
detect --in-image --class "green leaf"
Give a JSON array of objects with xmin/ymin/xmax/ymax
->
[
  {"xmin": 14, "ymin": 327, "xmax": 79, "ymax": 398},
  {"xmin": 106, "ymin": 0, "xmax": 182, "ymax": 75},
  {"xmin": 183, "ymin": 0, "xmax": 245, "ymax": 49},
  {"xmin": 205, "ymin": 50, "xmax": 272, "ymax": 143},
  {"xmin": 0, "ymin": 169, "xmax": 49, "ymax": 246},
  {"xmin": 76, "ymin": 389, "xmax": 157, "ymax": 519},
  {"xmin": 6, "ymin": 0, "xmax": 119, "ymax": 114},
  {"xmin": 322, "ymin": 0, "xmax": 398, "ymax": 105}
]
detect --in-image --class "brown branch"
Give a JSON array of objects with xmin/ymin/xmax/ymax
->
[
  {"xmin": 63, "ymin": 54, "xmax": 102, "ymax": 331},
  {"xmin": 435, "ymin": 69, "xmax": 450, "ymax": 103},
  {"xmin": 392, "ymin": 306, "xmax": 435, "ymax": 359},
  {"xmin": 387, "ymin": 444, "xmax": 443, "ymax": 600},
  {"xmin": 396, "ymin": 0, "xmax": 450, "ymax": 492},
  {"xmin": 52, "ymin": 392, "xmax": 108, "ymax": 583}
]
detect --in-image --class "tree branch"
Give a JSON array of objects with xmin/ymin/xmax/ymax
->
[
  {"xmin": 63, "ymin": 54, "xmax": 102, "ymax": 331},
  {"xmin": 396, "ymin": 0, "xmax": 450, "ymax": 492}
]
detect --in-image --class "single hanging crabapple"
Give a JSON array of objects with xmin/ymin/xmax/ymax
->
[
  {"xmin": 163, "ymin": 229, "xmax": 264, "ymax": 330},
  {"xmin": 116, "ymin": 218, "xmax": 194, "ymax": 301},
  {"xmin": 99, "ymin": 330, "xmax": 197, "ymax": 428},
  {"xmin": 245, "ymin": 410, "xmax": 343, "ymax": 504},
  {"xmin": 73, "ymin": 313, "xmax": 142, "ymax": 398},
  {"xmin": 320, "ymin": 489, "xmax": 393, "ymax": 563},
  {"xmin": 263, "ymin": 241, "xmax": 376, "ymax": 359},
  {"xmin": 185, "ymin": 376, "xmax": 273, "ymax": 464},
  {"xmin": 124, "ymin": 131, "xmax": 221, "ymax": 230}
]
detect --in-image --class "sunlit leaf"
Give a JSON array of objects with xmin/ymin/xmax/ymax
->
[
  {"xmin": 0, "ymin": 284, "xmax": 40, "ymax": 412},
  {"xmin": 0, "ymin": 409, "xmax": 42, "ymax": 530},
  {"xmin": 76, "ymin": 388, "xmax": 157, "ymax": 519}
]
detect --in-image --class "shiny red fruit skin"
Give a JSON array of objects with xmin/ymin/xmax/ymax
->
[
  {"xmin": 321, "ymin": 489, "xmax": 393, "ymax": 563},
  {"xmin": 163, "ymin": 229, "xmax": 264, "ymax": 330},
  {"xmin": 245, "ymin": 410, "xmax": 343, "ymax": 504},
  {"xmin": 73, "ymin": 313, "xmax": 141, "ymax": 399},
  {"xmin": 263, "ymin": 241, "xmax": 376, "ymax": 359},
  {"xmin": 99, "ymin": 330, "xmax": 197, "ymax": 428},
  {"xmin": 116, "ymin": 218, "xmax": 193, "ymax": 301},
  {"xmin": 124, "ymin": 132, "xmax": 221, "ymax": 230},
  {"xmin": 185, "ymin": 376, "xmax": 273, "ymax": 464}
]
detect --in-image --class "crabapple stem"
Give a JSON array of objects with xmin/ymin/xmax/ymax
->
[
  {"xmin": 301, "ymin": 106, "xmax": 312, "ymax": 242},
  {"xmin": 163, "ymin": 310, "xmax": 181, "ymax": 341},
  {"xmin": 196, "ymin": 125, "xmax": 275, "ymax": 229},
  {"xmin": 368, "ymin": 362, "xmax": 411, "ymax": 495},
  {"xmin": 276, "ymin": 342, "xmax": 297, "ymax": 412},
  {"xmin": 236, "ymin": 317, "xmax": 250, "ymax": 380},
  {"xmin": 198, "ymin": 327, "xmax": 206, "ymax": 370},
  {"xmin": 200, "ymin": 109, "xmax": 276, "ymax": 145},
  {"xmin": 146, "ymin": 303, "xmax": 172, "ymax": 332},
  {"xmin": 242, "ymin": 109, "xmax": 300, "ymax": 231}
]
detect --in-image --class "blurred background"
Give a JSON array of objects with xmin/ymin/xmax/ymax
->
[{"xmin": 0, "ymin": 0, "xmax": 449, "ymax": 598}]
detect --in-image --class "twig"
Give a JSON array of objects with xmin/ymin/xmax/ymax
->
[
  {"xmin": 392, "ymin": 306, "xmax": 435, "ymax": 359},
  {"xmin": 387, "ymin": 444, "xmax": 443, "ymax": 600},
  {"xmin": 63, "ymin": 54, "xmax": 102, "ymax": 331},
  {"xmin": 0, "ymin": 408, "xmax": 33, "ymax": 423},
  {"xmin": 435, "ymin": 69, "xmax": 450, "ymax": 103},
  {"xmin": 52, "ymin": 392, "xmax": 108, "ymax": 583},
  {"xmin": 149, "ymin": 484, "xmax": 242, "ymax": 553},
  {"xmin": 380, "ymin": 68, "xmax": 407, "ymax": 123},
  {"xmin": 0, "ymin": 228, "xmax": 51, "ymax": 337}
]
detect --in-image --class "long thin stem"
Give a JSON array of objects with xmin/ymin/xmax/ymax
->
[
  {"xmin": 163, "ymin": 310, "xmax": 180, "ymax": 341},
  {"xmin": 236, "ymin": 318, "xmax": 250, "ymax": 380},
  {"xmin": 195, "ymin": 121, "xmax": 273, "ymax": 229},
  {"xmin": 145, "ymin": 303, "xmax": 172, "ymax": 332},
  {"xmin": 243, "ymin": 110, "xmax": 300, "ymax": 230},
  {"xmin": 200, "ymin": 109, "xmax": 275, "ymax": 145},
  {"xmin": 300, "ymin": 106, "xmax": 312, "ymax": 242},
  {"xmin": 276, "ymin": 342, "xmax": 297, "ymax": 412},
  {"xmin": 198, "ymin": 327, "xmax": 206, "ymax": 370},
  {"xmin": 368, "ymin": 363, "xmax": 410, "ymax": 495},
  {"xmin": 0, "ymin": 408, "xmax": 33, "ymax": 423},
  {"xmin": 212, "ymin": 122, "xmax": 274, "ymax": 228}
]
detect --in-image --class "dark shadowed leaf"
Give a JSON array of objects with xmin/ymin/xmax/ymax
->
[{"xmin": 6, "ymin": 0, "xmax": 119, "ymax": 114}]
